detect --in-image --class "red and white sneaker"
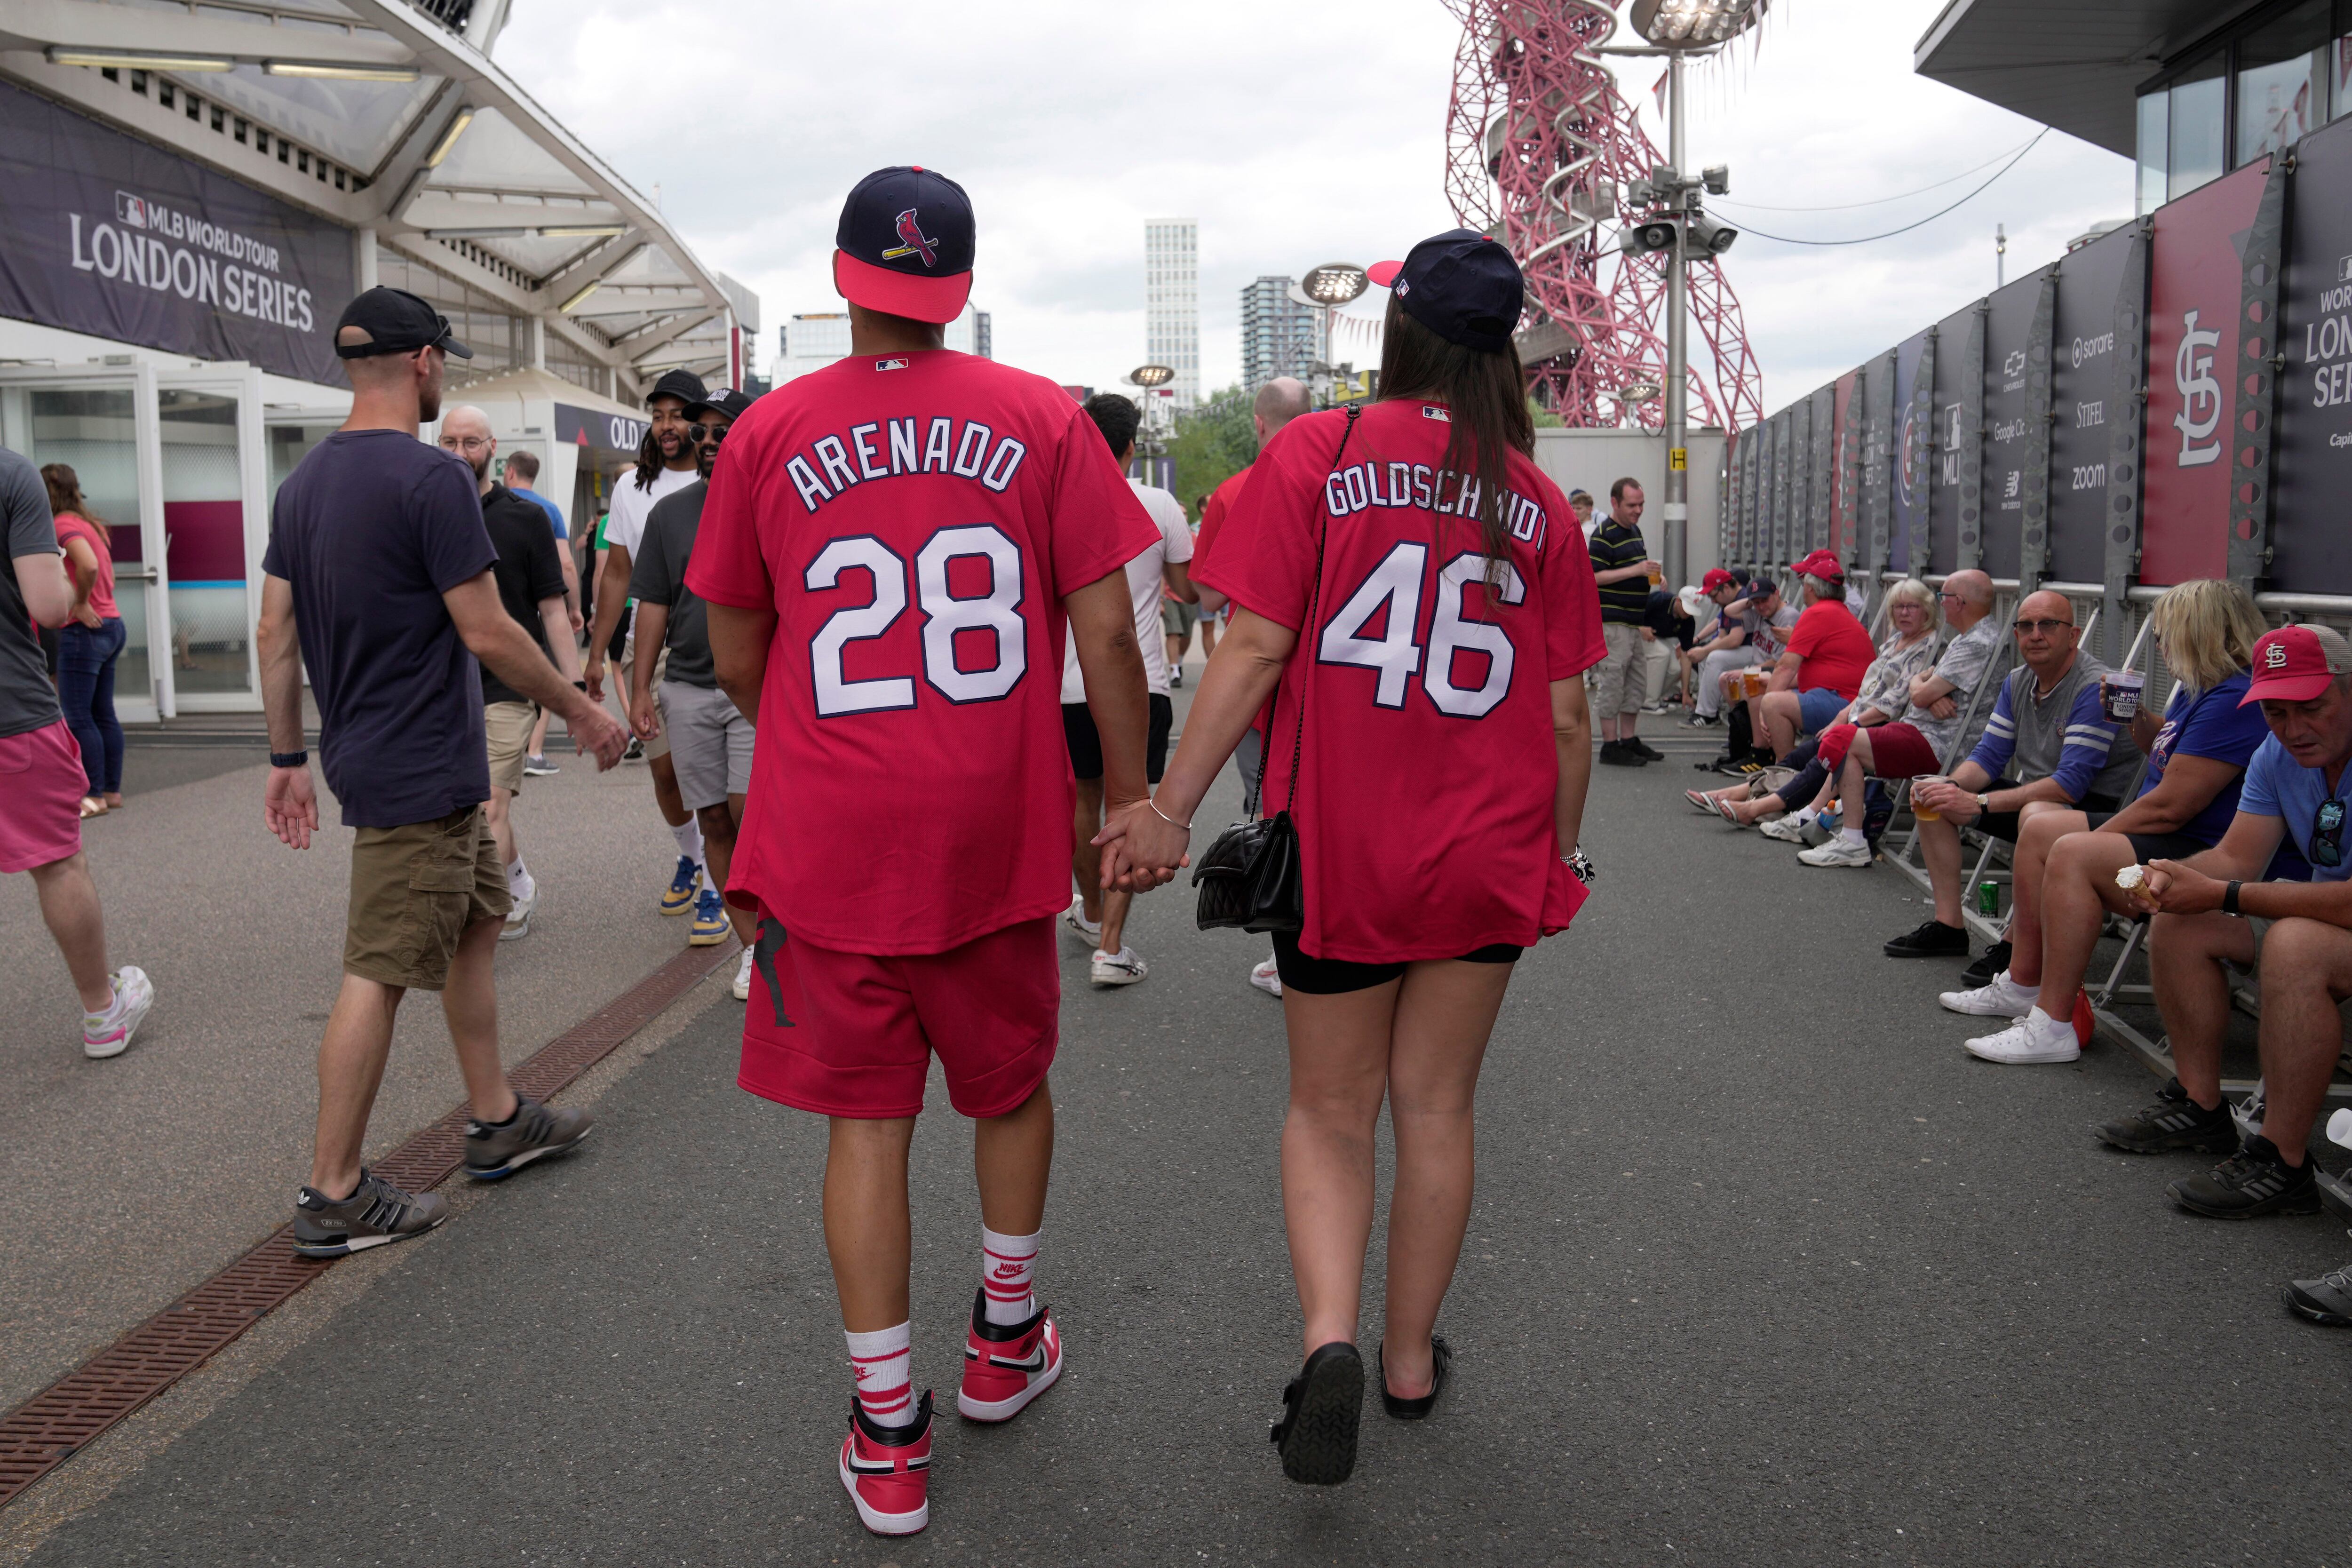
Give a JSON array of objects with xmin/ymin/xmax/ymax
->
[
  {"xmin": 957, "ymin": 1288, "xmax": 1063, "ymax": 1422},
  {"xmin": 838, "ymin": 1390, "xmax": 932, "ymax": 1536}
]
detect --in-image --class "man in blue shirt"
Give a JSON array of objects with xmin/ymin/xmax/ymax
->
[
  {"xmin": 501, "ymin": 449, "xmax": 580, "ymax": 775},
  {"xmin": 2111, "ymin": 626, "xmax": 2352, "ymax": 1258}
]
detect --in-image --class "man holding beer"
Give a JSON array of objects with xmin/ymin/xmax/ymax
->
[{"xmin": 1588, "ymin": 477, "xmax": 1663, "ymax": 767}]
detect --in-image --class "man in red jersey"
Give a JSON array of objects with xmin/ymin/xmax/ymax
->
[{"xmin": 690, "ymin": 166, "xmax": 1163, "ymax": 1540}]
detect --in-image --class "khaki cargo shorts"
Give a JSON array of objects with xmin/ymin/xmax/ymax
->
[
  {"xmin": 485, "ymin": 700, "xmax": 537, "ymax": 795},
  {"xmin": 344, "ymin": 805, "xmax": 511, "ymax": 990}
]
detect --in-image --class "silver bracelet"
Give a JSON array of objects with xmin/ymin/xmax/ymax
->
[{"xmin": 1148, "ymin": 797, "xmax": 1192, "ymax": 831}]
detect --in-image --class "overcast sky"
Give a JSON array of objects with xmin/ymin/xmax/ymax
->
[{"xmin": 497, "ymin": 0, "xmax": 2133, "ymax": 419}]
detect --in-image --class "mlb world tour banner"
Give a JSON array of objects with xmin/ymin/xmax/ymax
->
[
  {"xmin": 0, "ymin": 80, "xmax": 350, "ymax": 386},
  {"xmin": 1726, "ymin": 103, "xmax": 2352, "ymax": 604}
]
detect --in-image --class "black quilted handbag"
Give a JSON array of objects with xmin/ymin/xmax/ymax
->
[{"xmin": 1194, "ymin": 407, "xmax": 1357, "ymax": 934}]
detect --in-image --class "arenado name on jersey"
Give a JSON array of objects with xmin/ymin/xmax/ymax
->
[{"xmin": 785, "ymin": 414, "xmax": 1029, "ymax": 513}]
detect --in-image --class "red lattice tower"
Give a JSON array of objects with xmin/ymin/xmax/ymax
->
[{"xmin": 1445, "ymin": 0, "xmax": 1764, "ymax": 430}]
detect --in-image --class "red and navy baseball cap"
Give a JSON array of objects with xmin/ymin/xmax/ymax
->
[
  {"xmin": 1392, "ymin": 228, "xmax": 1524, "ymax": 353},
  {"xmin": 2241, "ymin": 624, "xmax": 2352, "ymax": 705},
  {"xmin": 834, "ymin": 165, "xmax": 974, "ymax": 325},
  {"xmin": 1701, "ymin": 568, "xmax": 1738, "ymax": 594}
]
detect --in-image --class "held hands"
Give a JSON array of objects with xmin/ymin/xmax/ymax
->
[
  {"xmin": 1093, "ymin": 796, "xmax": 1191, "ymax": 893},
  {"xmin": 2127, "ymin": 859, "xmax": 2222, "ymax": 916},
  {"xmin": 263, "ymin": 764, "xmax": 318, "ymax": 850}
]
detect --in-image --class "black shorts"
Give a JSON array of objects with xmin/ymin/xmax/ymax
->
[
  {"xmin": 1272, "ymin": 930, "xmax": 1523, "ymax": 995},
  {"xmin": 1976, "ymin": 781, "xmax": 2122, "ymax": 844},
  {"xmin": 2082, "ymin": 813, "xmax": 2210, "ymax": 865},
  {"xmin": 1063, "ymin": 694, "xmax": 1173, "ymax": 784}
]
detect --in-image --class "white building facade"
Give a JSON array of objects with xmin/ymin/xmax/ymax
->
[{"xmin": 1144, "ymin": 219, "xmax": 1198, "ymax": 412}]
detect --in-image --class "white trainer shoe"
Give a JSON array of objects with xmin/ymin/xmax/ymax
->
[
  {"xmin": 500, "ymin": 885, "xmax": 536, "ymax": 942},
  {"xmin": 732, "ymin": 946, "xmax": 755, "ymax": 1002},
  {"xmin": 1249, "ymin": 955, "xmax": 1283, "ymax": 996},
  {"xmin": 1939, "ymin": 970, "xmax": 2037, "ymax": 1017},
  {"xmin": 1797, "ymin": 837, "xmax": 1873, "ymax": 868},
  {"xmin": 1963, "ymin": 1007, "xmax": 2082, "ymax": 1064},
  {"xmin": 82, "ymin": 966, "xmax": 154, "ymax": 1059},
  {"xmin": 1061, "ymin": 894, "xmax": 1102, "ymax": 948},
  {"xmin": 1090, "ymin": 947, "xmax": 1147, "ymax": 987},
  {"xmin": 1757, "ymin": 812, "xmax": 1812, "ymax": 843}
]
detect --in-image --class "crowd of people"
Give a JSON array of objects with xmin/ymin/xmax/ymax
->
[{"xmin": 1587, "ymin": 493, "xmax": 2352, "ymax": 1328}]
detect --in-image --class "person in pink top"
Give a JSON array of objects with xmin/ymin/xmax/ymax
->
[{"xmin": 44, "ymin": 464, "xmax": 125, "ymax": 814}]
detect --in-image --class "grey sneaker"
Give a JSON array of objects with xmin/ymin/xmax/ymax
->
[
  {"xmin": 292, "ymin": 1169, "xmax": 447, "ymax": 1258},
  {"xmin": 464, "ymin": 1094, "xmax": 591, "ymax": 1180}
]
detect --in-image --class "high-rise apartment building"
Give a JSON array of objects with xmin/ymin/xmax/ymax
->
[
  {"xmin": 775, "ymin": 305, "xmax": 988, "ymax": 385},
  {"xmin": 974, "ymin": 310, "xmax": 993, "ymax": 360},
  {"xmin": 1240, "ymin": 276, "xmax": 1322, "ymax": 391},
  {"xmin": 1145, "ymin": 219, "xmax": 1199, "ymax": 411}
]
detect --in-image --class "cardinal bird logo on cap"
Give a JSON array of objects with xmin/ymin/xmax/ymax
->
[{"xmin": 881, "ymin": 207, "xmax": 939, "ymax": 268}]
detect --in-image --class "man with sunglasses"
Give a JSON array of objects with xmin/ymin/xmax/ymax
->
[
  {"xmin": 1900, "ymin": 591, "xmax": 2137, "ymax": 982},
  {"xmin": 628, "ymin": 388, "xmax": 759, "ymax": 1002},
  {"xmin": 2106, "ymin": 625, "xmax": 2347, "ymax": 1236}
]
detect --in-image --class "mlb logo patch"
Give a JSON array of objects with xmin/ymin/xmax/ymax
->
[
  {"xmin": 874, "ymin": 357, "xmax": 910, "ymax": 372},
  {"xmin": 1422, "ymin": 405, "xmax": 1450, "ymax": 422}
]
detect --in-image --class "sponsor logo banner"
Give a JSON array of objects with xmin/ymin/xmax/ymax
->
[{"xmin": 2273, "ymin": 114, "xmax": 2352, "ymax": 593}]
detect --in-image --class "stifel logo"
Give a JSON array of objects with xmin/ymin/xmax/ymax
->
[
  {"xmin": 882, "ymin": 208, "xmax": 939, "ymax": 268},
  {"xmin": 2173, "ymin": 309, "xmax": 2224, "ymax": 468}
]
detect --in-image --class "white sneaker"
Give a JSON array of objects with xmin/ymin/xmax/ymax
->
[
  {"xmin": 1061, "ymin": 894, "xmax": 1102, "ymax": 947},
  {"xmin": 1757, "ymin": 813, "xmax": 1812, "ymax": 843},
  {"xmin": 1938, "ymin": 970, "xmax": 2036, "ymax": 1017},
  {"xmin": 1963, "ymin": 1006, "xmax": 2082, "ymax": 1064},
  {"xmin": 1249, "ymin": 955, "xmax": 1282, "ymax": 996},
  {"xmin": 500, "ymin": 885, "xmax": 537, "ymax": 942},
  {"xmin": 1090, "ymin": 947, "xmax": 1147, "ymax": 987},
  {"xmin": 83, "ymin": 965, "xmax": 155, "ymax": 1059},
  {"xmin": 1797, "ymin": 837, "xmax": 1873, "ymax": 868},
  {"xmin": 732, "ymin": 946, "xmax": 755, "ymax": 1002}
]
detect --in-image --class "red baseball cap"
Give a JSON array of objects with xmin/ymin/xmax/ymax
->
[
  {"xmin": 1794, "ymin": 550, "xmax": 1844, "ymax": 583},
  {"xmin": 1701, "ymin": 568, "xmax": 1738, "ymax": 593},
  {"xmin": 833, "ymin": 165, "xmax": 975, "ymax": 325},
  {"xmin": 2241, "ymin": 623, "xmax": 2352, "ymax": 705}
]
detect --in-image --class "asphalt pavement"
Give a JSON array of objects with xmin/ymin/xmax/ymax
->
[{"xmin": 11, "ymin": 701, "xmax": 2352, "ymax": 1566}]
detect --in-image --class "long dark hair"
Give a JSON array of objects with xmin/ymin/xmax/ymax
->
[
  {"xmin": 41, "ymin": 463, "xmax": 108, "ymax": 544},
  {"xmin": 631, "ymin": 430, "xmax": 661, "ymax": 492},
  {"xmin": 1376, "ymin": 294, "xmax": 1533, "ymax": 593}
]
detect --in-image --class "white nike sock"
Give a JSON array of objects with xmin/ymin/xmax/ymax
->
[
  {"xmin": 671, "ymin": 817, "xmax": 704, "ymax": 868},
  {"xmin": 845, "ymin": 1322, "xmax": 915, "ymax": 1429},
  {"xmin": 981, "ymin": 1226, "xmax": 1039, "ymax": 1326},
  {"xmin": 508, "ymin": 857, "xmax": 534, "ymax": 900},
  {"xmin": 1837, "ymin": 827, "xmax": 1867, "ymax": 847}
]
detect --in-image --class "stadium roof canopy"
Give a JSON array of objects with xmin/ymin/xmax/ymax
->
[
  {"xmin": 1914, "ymin": 0, "xmax": 2264, "ymax": 158},
  {"xmin": 0, "ymin": 0, "xmax": 755, "ymax": 396}
]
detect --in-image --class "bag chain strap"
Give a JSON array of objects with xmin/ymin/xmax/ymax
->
[{"xmin": 1282, "ymin": 405, "xmax": 1359, "ymax": 819}]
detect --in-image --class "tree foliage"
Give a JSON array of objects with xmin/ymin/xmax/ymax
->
[{"xmin": 1167, "ymin": 383, "xmax": 1259, "ymax": 520}]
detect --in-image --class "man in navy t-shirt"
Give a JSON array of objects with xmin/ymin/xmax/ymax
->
[
  {"xmin": 257, "ymin": 286, "xmax": 627, "ymax": 1260},
  {"xmin": 500, "ymin": 448, "xmax": 581, "ymax": 774},
  {"xmin": 2107, "ymin": 625, "xmax": 2352, "ymax": 1245}
]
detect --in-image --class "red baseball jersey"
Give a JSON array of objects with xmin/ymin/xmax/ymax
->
[
  {"xmin": 1192, "ymin": 400, "xmax": 1606, "ymax": 963},
  {"xmin": 688, "ymin": 350, "xmax": 1157, "ymax": 955},
  {"xmin": 1191, "ymin": 462, "xmax": 1252, "ymax": 579}
]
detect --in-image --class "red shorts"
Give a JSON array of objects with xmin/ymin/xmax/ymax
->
[
  {"xmin": 1818, "ymin": 719, "xmax": 1941, "ymax": 780},
  {"xmin": 0, "ymin": 721, "xmax": 86, "ymax": 874},
  {"xmin": 737, "ymin": 915, "xmax": 1058, "ymax": 1120}
]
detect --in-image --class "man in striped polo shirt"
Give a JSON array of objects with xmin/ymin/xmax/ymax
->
[{"xmin": 1587, "ymin": 477, "xmax": 1663, "ymax": 766}]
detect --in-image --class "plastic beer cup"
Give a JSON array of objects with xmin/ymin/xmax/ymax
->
[{"xmin": 1912, "ymin": 775, "xmax": 1947, "ymax": 822}]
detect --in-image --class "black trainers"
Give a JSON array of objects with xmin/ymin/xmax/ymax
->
[
  {"xmin": 1597, "ymin": 741, "xmax": 1646, "ymax": 767},
  {"xmin": 1625, "ymin": 737, "xmax": 1667, "ymax": 763},
  {"xmin": 2284, "ymin": 1264, "xmax": 2352, "ymax": 1326},
  {"xmin": 1713, "ymin": 755, "xmax": 1763, "ymax": 778},
  {"xmin": 464, "ymin": 1094, "xmax": 592, "ymax": 1180},
  {"xmin": 1884, "ymin": 918, "xmax": 1970, "ymax": 958},
  {"xmin": 292, "ymin": 1169, "xmax": 448, "ymax": 1258},
  {"xmin": 2168, "ymin": 1135, "xmax": 2321, "ymax": 1219},
  {"xmin": 1685, "ymin": 712, "xmax": 1719, "ymax": 727},
  {"xmin": 1271, "ymin": 1341, "xmax": 1364, "ymax": 1485},
  {"xmin": 2093, "ymin": 1077, "xmax": 2240, "ymax": 1154},
  {"xmin": 1958, "ymin": 940, "xmax": 2013, "ymax": 988}
]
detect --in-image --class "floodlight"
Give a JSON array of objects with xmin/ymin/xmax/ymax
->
[
  {"xmin": 1616, "ymin": 381, "xmax": 1663, "ymax": 402},
  {"xmin": 1703, "ymin": 165, "xmax": 1731, "ymax": 195},
  {"xmin": 1131, "ymin": 364, "xmax": 1175, "ymax": 388},
  {"xmin": 1630, "ymin": 0, "xmax": 1769, "ymax": 45},
  {"xmin": 264, "ymin": 60, "xmax": 421, "ymax": 82},
  {"xmin": 49, "ymin": 48, "xmax": 232, "ymax": 71},
  {"xmin": 1301, "ymin": 264, "xmax": 1369, "ymax": 306}
]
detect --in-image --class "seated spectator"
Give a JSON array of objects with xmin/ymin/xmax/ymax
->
[
  {"xmin": 1640, "ymin": 585, "xmax": 1697, "ymax": 713},
  {"xmin": 1885, "ymin": 588, "xmax": 2139, "ymax": 964},
  {"xmin": 1944, "ymin": 580, "xmax": 2279, "ymax": 1062},
  {"xmin": 1689, "ymin": 576, "xmax": 1942, "ymax": 838},
  {"xmin": 1748, "ymin": 551, "xmax": 1876, "ymax": 760},
  {"xmin": 1682, "ymin": 568, "xmax": 1758, "ymax": 727},
  {"xmin": 1708, "ymin": 575, "xmax": 1802, "ymax": 768},
  {"xmin": 2095, "ymin": 624, "xmax": 2352, "ymax": 1234}
]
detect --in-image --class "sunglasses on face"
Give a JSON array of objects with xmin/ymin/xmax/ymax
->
[
  {"xmin": 2013, "ymin": 618, "xmax": 2073, "ymax": 635},
  {"xmin": 2316, "ymin": 799, "xmax": 2345, "ymax": 869},
  {"xmin": 688, "ymin": 422, "xmax": 729, "ymax": 444}
]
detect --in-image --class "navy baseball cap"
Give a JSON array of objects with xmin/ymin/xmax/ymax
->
[
  {"xmin": 334, "ymin": 286, "xmax": 471, "ymax": 359},
  {"xmin": 1391, "ymin": 228, "xmax": 1524, "ymax": 354},
  {"xmin": 834, "ymin": 166, "xmax": 974, "ymax": 325}
]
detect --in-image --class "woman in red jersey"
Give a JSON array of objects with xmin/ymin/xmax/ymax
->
[{"xmin": 1101, "ymin": 230, "xmax": 1605, "ymax": 1486}]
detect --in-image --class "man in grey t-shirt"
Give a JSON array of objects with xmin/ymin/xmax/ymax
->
[{"xmin": 0, "ymin": 446, "xmax": 153, "ymax": 1059}]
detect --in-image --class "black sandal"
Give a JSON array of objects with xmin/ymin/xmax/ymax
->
[
  {"xmin": 1269, "ymin": 1341, "xmax": 1363, "ymax": 1484},
  {"xmin": 1378, "ymin": 1334, "xmax": 1451, "ymax": 1420}
]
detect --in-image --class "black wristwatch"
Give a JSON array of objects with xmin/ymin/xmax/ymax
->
[
  {"xmin": 270, "ymin": 750, "xmax": 308, "ymax": 770},
  {"xmin": 2223, "ymin": 880, "xmax": 2243, "ymax": 917}
]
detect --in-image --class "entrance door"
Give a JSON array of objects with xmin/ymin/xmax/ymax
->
[
  {"xmin": 0, "ymin": 363, "xmax": 167, "ymax": 722},
  {"xmin": 156, "ymin": 366, "xmax": 265, "ymax": 708}
]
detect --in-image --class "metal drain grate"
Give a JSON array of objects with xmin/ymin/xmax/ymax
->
[{"xmin": 0, "ymin": 941, "xmax": 734, "ymax": 1508}]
